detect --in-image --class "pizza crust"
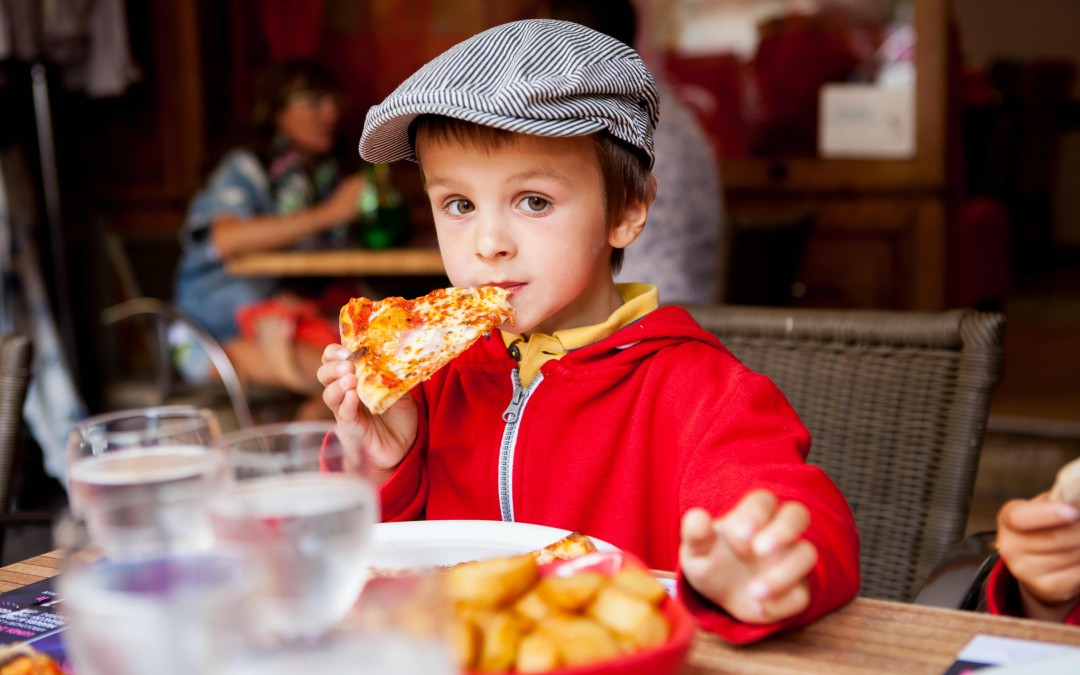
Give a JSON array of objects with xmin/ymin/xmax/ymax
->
[{"xmin": 346, "ymin": 350, "xmax": 401, "ymax": 415}]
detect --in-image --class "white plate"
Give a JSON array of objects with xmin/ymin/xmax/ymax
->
[{"xmin": 370, "ymin": 520, "xmax": 618, "ymax": 570}]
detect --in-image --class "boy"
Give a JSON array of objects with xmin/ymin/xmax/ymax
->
[{"xmin": 318, "ymin": 19, "xmax": 859, "ymax": 642}]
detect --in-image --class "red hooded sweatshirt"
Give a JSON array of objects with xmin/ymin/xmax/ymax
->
[
  {"xmin": 987, "ymin": 559, "xmax": 1080, "ymax": 624},
  {"xmin": 379, "ymin": 305, "xmax": 860, "ymax": 643}
]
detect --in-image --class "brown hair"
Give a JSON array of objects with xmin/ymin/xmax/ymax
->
[
  {"xmin": 246, "ymin": 60, "xmax": 343, "ymax": 165},
  {"xmin": 411, "ymin": 115, "xmax": 653, "ymax": 273}
]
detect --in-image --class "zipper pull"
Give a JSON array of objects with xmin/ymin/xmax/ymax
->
[{"xmin": 502, "ymin": 372, "xmax": 527, "ymax": 423}]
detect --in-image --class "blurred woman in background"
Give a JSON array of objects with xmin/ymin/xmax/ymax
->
[{"xmin": 173, "ymin": 60, "xmax": 363, "ymax": 417}]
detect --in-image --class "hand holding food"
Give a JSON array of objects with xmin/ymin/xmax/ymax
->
[
  {"xmin": 317, "ymin": 342, "xmax": 419, "ymax": 482},
  {"xmin": 996, "ymin": 481, "xmax": 1080, "ymax": 621}
]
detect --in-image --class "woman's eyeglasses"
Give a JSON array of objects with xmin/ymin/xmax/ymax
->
[{"xmin": 286, "ymin": 90, "xmax": 348, "ymax": 109}]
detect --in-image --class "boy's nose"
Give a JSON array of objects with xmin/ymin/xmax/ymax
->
[{"xmin": 474, "ymin": 214, "xmax": 515, "ymax": 261}]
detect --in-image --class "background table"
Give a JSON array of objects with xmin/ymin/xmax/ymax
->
[
  {"xmin": 224, "ymin": 248, "xmax": 445, "ymax": 277},
  {"xmin": 5, "ymin": 552, "xmax": 1080, "ymax": 674}
]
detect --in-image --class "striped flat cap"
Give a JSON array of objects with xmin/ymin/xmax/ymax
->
[{"xmin": 359, "ymin": 19, "xmax": 659, "ymax": 169}]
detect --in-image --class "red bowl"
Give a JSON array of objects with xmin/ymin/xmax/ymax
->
[{"xmin": 467, "ymin": 550, "xmax": 697, "ymax": 675}]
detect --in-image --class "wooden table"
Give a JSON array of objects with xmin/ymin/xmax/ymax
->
[
  {"xmin": 6, "ymin": 551, "xmax": 1080, "ymax": 673},
  {"xmin": 0, "ymin": 550, "xmax": 61, "ymax": 593},
  {"xmin": 683, "ymin": 597, "xmax": 1080, "ymax": 674},
  {"xmin": 225, "ymin": 248, "xmax": 446, "ymax": 277}
]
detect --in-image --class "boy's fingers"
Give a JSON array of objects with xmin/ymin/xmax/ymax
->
[
  {"xmin": 337, "ymin": 373, "xmax": 357, "ymax": 391},
  {"xmin": 316, "ymin": 360, "xmax": 353, "ymax": 386},
  {"xmin": 319, "ymin": 370, "xmax": 354, "ymax": 397},
  {"xmin": 322, "ymin": 378, "xmax": 344, "ymax": 404},
  {"xmin": 999, "ymin": 497, "xmax": 1080, "ymax": 533},
  {"xmin": 999, "ymin": 522, "xmax": 1080, "ymax": 558},
  {"xmin": 758, "ymin": 580, "xmax": 811, "ymax": 622},
  {"xmin": 1010, "ymin": 547, "xmax": 1080, "ymax": 581},
  {"xmin": 339, "ymin": 390, "xmax": 362, "ymax": 422},
  {"xmin": 748, "ymin": 540, "xmax": 818, "ymax": 601},
  {"xmin": 316, "ymin": 366, "xmax": 332, "ymax": 387},
  {"xmin": 1011, "ymin": 553, "xmax": 1080, "ymax": 607},
  {"xmin": 681, "ymin": 508, "xmax": 716, "ymax": 554},
  {"xmin": 325, "ymin": 381, "xmax": 357, "ymax": 418},
  {"xmin": 719, "ymin": 490, "xmax": 778, "ymax": 550},
  {"xmin": 322, "ymin": 343, "xmax": 350, "ymax": 362},
  {"xmin": 752, "ymin": 501, "xmax": 811, "ymax": 557}
]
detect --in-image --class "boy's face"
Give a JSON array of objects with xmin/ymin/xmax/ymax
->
[{"xmin": 419, "ymin": 132, "xmax": 644, "ymax": 336}]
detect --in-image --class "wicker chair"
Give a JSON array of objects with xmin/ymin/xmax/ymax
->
[
  {"xmin": 0, "ymin": 335, "xmax": 32, "ymax": 512},
  {"xmin": 683, "ymin": 305, "xmax": 1005, "ymax": 602},
  {"xmin": 0, "ymin": 333, "xmax": 54, "ymax": 559}
]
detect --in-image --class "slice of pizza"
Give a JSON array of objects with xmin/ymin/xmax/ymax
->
[
  {"xmin": 340, "ymin": 286, "xmax": 514, "ymax": 414},
  {"xmin": 532, "ymin": 531, "xmax": 599, "ymax": 565}
]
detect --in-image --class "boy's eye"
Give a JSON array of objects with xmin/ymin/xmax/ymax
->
[
  {"xmin": 519, "ymin": 196, "xmax": 550, "ymax": 213},
  {"xmin": 447, "ymin": 199, "xmax": 475, "ymax": 215}
]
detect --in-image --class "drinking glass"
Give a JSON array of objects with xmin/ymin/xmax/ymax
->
[
  {"xmin": 65, "ymin": 405, "xmax": 224, "ymax": 517},
  {"xmin": 209, "ymin": 421, "xmax": 379, "ymax": 644},
  {"xmin": 75, "ymin": 479, "xmax": 224, "ymax": 560},
  {"xmin": 57, "ymin": 501, "xmax": 264, "ymax": 675}
]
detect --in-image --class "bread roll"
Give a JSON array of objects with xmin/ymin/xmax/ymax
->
[{"xmin": 1050, "ymin": 457, "xmax": 1080, "ymax": 506}]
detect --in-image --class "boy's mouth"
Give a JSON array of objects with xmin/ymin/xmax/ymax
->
[{"xmin": 486, "ymin": 281, "xmax": 525, "ymax": 298}]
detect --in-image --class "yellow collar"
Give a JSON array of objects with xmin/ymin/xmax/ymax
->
[{"xmin": 501, "ymin": 283, "xmax": 658, "ymax": 386}]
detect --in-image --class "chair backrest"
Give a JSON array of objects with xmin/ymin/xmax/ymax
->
[
  {"xmin": 683, "ymin": 305, "xmax": 1005, "ymax": 602},
  {"xmin": 0, "ymin": 334, "xmax": 32, "ymax": 512},
  {"xmin": 101, "ymin": 298, "xmax": 257, "ymax": 430}
]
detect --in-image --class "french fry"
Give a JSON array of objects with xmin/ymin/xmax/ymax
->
[
  {"xmin": 536, "ymin": 614, "xmax": 621, "ymax": 667},
  {"xmin": 448, "ymin": 616, "xmax": 481, "ymax": 669},
  {"xmin": 587, "ymin": 585, "xmax": 670, "ymax": 649},
  {"xmin": 535, "ymin": 571, "xmax": 606, "ymax": 611},
  {"xmin": 515, "ymin": 631, "xmax": 561, "ymax": 673},
  {"xmin": 610, "ymin": 566, "xmax": 668, "ymax": 604},
  {"xmin": 512, "ymin": 587, "xmax": 555, "ymax": 627},
  {"xmin": 477, "ymin": 611, "xmax": 526, "ymax": 671},
  {"xmin": 445, "ymin": 554, "xmax": 539, "ymax": 608}
]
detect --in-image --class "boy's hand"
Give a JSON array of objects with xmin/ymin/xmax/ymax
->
[
  {"xmin": 679, "ymin": 490, "xmax": 817, "ymax": 624},
  {"xmin": 996, "ymin": 492, "xmax": 1080, "ymax": 622},
  {"xmin": 317, "ymin": 344, "xmax": 418, "ymax": 485}
]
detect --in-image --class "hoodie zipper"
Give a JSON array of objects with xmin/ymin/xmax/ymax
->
[{"xmin": 498, "ymin": 369, "xmax": 542, "ymax": 522}]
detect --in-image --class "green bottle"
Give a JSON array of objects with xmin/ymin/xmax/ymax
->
[{"xmin": 356, "ymin": 163, "xmax": 410, "ymax": 249}]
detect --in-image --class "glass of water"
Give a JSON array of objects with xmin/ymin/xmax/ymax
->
[
  {"xmin": 209, "ymin": 421, "xmax": 379, "ymax": 645},
  {"xmin": 65, "ymin": 406, "xmax": 227, "ymax": 552},
  {"xmin": 57, "ymin": 497, "xmax": 264, "ymax": 675},
  {"xmin": 64, "ymin": 406, "xmax": 223, "ymax": 516}
]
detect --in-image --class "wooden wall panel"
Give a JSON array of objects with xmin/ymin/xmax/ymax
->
[{"xmin": 100, "ymin": 0, "xmax": 205, "ymax": 238}]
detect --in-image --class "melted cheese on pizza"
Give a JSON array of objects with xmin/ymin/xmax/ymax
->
[{"xmin": 340, "ymin": 286, "xmax": 514, "ymax": 414}]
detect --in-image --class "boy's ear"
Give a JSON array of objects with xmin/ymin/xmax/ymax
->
[{"xmin": 608, "ymin": 176, "xmax": 656, "ymax": 249}]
